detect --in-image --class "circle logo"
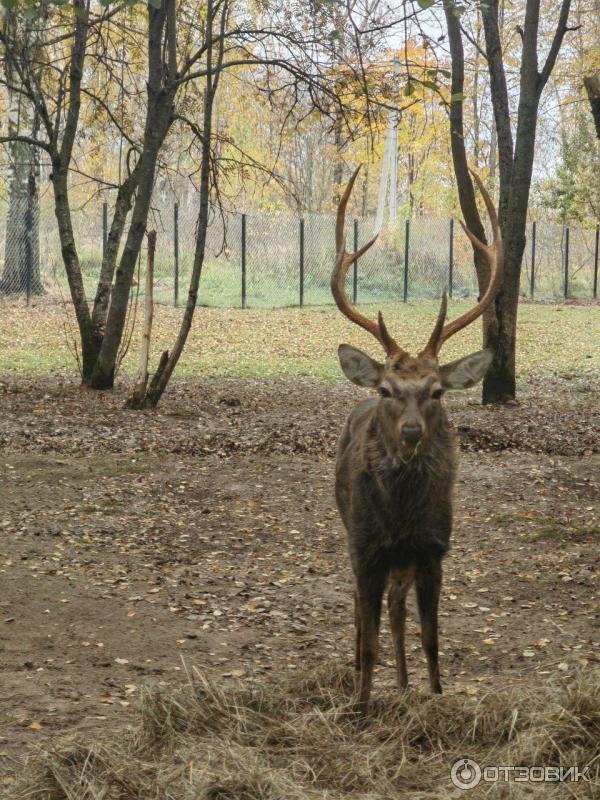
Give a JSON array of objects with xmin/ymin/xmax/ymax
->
[{"xmin": 451, "ymin": 758, "xmax": 482, "ymax": 790}]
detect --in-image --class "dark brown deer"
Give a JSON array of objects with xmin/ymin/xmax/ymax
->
[{"xmin": 332, "ymin": 167, "xmax": 502, "ymax": 707}]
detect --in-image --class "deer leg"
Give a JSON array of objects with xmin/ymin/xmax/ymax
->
[
  {"xmin": 353, "ymin": 589, "xmax": 361, "ymax": 671},
  {"xmin": 356, "ymin": 575, "xmax": 385, "ymax": 709},
  {"xmin": 415, "ymin": 561, "xmax": 443, "ymax": 694},
  {"xmin": 387, "ymin": 568, "xmax": 415, "ymax": 692}
]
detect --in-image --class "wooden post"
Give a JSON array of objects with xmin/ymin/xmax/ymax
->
[
  {"xmin": 241, "ymin": 213, "xmax": 247, "ymax": 309},
  {"xmin": 403, "ymin": 219, "xmax": 410, "ymax": 302},
  {"xmin": 564, "ymin": 225, "xmax": 569, "ymax": 300},
  {"xmin": 530, "ymin": 220, "xmax": 536, "ymax": 299},
  {"xmin": 299, "ymin": 218, "xmax": 304, "ymax": 307},
  {"xmin": 173, "ymin": 202, "xmax": 179, "ymax": 308},
  {"xmin": 127, "ymin": 231, "xmax": 156, "ymax": 409},
  {"xmin": 593, "ymin": 224, "xmax": 599, "ymax": 300},
  {"xmin": 448, "ymin": 218, "xmax": 454, "ymax": 298},
  {"xmin": 102, "ymin": 202, "xmax": 108, "ymax": 260},
  {"xmin": 25, "ymin": 173, "xmax": 34, "ymax": 306},
  {"xmin": 353, "ymin": 218, "xmax": 359, "ymax": 303}
]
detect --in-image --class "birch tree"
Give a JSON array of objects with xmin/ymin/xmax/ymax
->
[{"xmin": 0, "ymin": 10, "xmax": 44, "ymax": 295}]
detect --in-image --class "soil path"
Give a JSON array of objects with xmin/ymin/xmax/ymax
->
[{"xmin": 0, "ymin": 376, "xmax": 598, "ymax": 766}]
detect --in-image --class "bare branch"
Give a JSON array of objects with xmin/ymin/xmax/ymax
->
[
  {"xmin": 539, "ymin": 0, "xmax": 573, "ymax": 89},
  {"xmin": 0, "ymin": 134, "xmax": 51, "ymax": 152}
]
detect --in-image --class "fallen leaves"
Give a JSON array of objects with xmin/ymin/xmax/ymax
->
[
  {"xmin": 0, "ymin": 370, "xmax": 597, "ymax": 765},
  {"xmin": 0, "ymin": 301, "xmax": 599, "ymax": 384}
]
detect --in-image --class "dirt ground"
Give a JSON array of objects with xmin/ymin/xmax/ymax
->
[{"xmin": 0, "ymin": 373, "xmax": 598, "ymax": 772}]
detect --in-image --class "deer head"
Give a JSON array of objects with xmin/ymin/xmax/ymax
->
[{"xmin": 332, "ymin": 166, "xmax": 502, "ymax": 456}]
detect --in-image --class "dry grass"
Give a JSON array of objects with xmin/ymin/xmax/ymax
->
[{"xmin": 8, "ymin": 663, "xmax": 599, "ymax": 799}]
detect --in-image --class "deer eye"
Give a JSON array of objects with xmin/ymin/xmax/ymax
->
[
  {"xmin": 378, "ymin": 386, "xmax": 392, "ymax": 398},
  {"xmin": 431, "ymin": 388, "xmax": 444, "ymax": 400}
]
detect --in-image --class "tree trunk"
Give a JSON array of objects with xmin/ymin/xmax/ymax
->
[
  {"xmin": 445, "ymin": 0, "xmax": 572, "ymax": 404},
  {"xmin": 332, "ymin": 110, "xmax": 344, "ymax": 203},
  {"xmin": 140, "ymin": 0, "xmax": 221, "ymax": 408},
  {"xmin": 471, "ymin": 15, "xmax": 481, "ymax": 169},
  {"xmin": 584, "ymin": 73, "xmax": 600, "ymax": 139},
  {"xmin": 480, "ymin": 0, "xmax": 513, "ymax": 218},
  {"xmin": 52, "ymin": 166, "xmax": 98, "ymax": 381},
  {"xmin": 443, "ymin": 0, "xmax": 498, "ymax": 363},
  {"xmin": 88, "ymin": 99, "xmax": 173, "ymax": 389},
  {"xmin": 90, "ymin": 163, "xmax": 142, "ymax": 337},
  {"xmin": 43, "ymin": 0, "xmax": 99, "ymax": 382},
  {"xmin": 0, "ymin": 16, "xmax": 43, "ymax": 296},
  {"xmin": 126, "ymin": 231, "xmax": 155, "ymax": 409},
  {"xmin": 87, "ymin": 1, "xmax": 176, "ymax": 390},
  {"xmin": 480, "ymin": 0, "xmax": 561, "ymax": 403}
]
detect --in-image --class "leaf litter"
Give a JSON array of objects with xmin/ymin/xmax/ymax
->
[{"xmin": 0, "ymin": 369, "xmax": 597, "ymax": 795}]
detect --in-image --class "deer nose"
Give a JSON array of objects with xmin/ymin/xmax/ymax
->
[{"xmin": 401, "ymin": 423, "xmax": 423, "ymax": 445}]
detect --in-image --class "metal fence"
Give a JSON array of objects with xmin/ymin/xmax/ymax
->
[{"xmin": 1, "ymin": 196, "xmax": 599, "ymax": 306}]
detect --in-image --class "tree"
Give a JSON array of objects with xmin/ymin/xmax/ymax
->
[
  {"xmin": 1, "ymin": 0, "xmax": 357, "ymax": 394},
  {"xmin": 539, "ymin": 112, "xmax": 600, "ymax": 223},
  {"xmin": 1, "ymin": 0, "xmax": 177, "ymax": 385},
  {"xmin": 0, "ymin": 10, "xmax": 44, "ymax": 295},
  {"xmin": 128, "ymin": 0, "xmax": 222, "ymax": 408},
  {"xmin": 443, "ymin": 0, "xmax": 574, "ymax": 403},
  {"xmin": 129, "ymin": 0, "xmax": 385, "ymax": 407}
]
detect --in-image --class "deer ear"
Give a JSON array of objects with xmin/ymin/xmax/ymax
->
[
  {"xmin": 439, "ymin": 349, "xmax": 493, "ymax": 390},
  {"xmin": 338, "ymin": 344, "xmax": 383, "ymax": 387}
]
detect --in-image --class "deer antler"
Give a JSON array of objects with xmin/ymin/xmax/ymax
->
[
  {"xmin": 331, "ymin": 166, "xmax": 406, "ymax": 358},
  {"xmin": 420, "ymin": 170, "xmax": 503, "ymax": 358}
]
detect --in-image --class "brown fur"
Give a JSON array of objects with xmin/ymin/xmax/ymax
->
[
  {"xmin": 335, "ymin": 353, "xmax": 463, "ymax": 707},
  {"xmin": 331, "ymin": 168, "xmax": 500, "ymax": 709}
]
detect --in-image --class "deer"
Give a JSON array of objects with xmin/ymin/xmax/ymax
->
[{"xmin": 331, "ymin": 167, "xmax": 502, "ymax": 708}]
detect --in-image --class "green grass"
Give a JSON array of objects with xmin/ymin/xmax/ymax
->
[
  {"xmin": 52, "ymin": 254, "xmax": 485, "ymax": 309},
  {"xmin": 492, "ymin": 511, "xmax": 600, "ymax": 541},
  {"xmin": 0, "ymin": 297, "xmax": 598, "ymax": 381}
]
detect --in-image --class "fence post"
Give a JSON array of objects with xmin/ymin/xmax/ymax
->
[
  {"xmin": 530, "ymin": 220, "xmax": 536, "ymax": 299},
  {"xmin": 594, "ymin": 224, "xmax": 599, "ymax": 300},
  {"xmin": 448, "ymin": 218, "xmax": 454, "ymax": 298},
  {"xmin": 299, "ymin": 218, "xmax": 304, "ymax": 307},
  {"xmin": 173, "ymin": 202, "xmax": 179, "ymax": 308},
  {"xmin": 25, "ymin": 173, "xmax": 34, "ymax": 305},
  {"xmin": 353, "ymin": 218, "xmax": 359, "ymax": 303},
  {"xmin": 102, "ymin": 202, "xmax": 108, "ymax": 260},
  {"xmin": 403, "ymin": 219, "xmax": 410, "ymax": 302},
  {"xmin": 241, "ymin": 213, "xmax": 247, "ymax": 309},
  {"xmin": 564, "ymin": 225, "xmax": 569, "ymax": 300}
]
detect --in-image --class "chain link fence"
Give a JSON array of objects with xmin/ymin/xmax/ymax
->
[{"xmin": 1, "ymin": 194, "xmax": 598, "ymax": 306}]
